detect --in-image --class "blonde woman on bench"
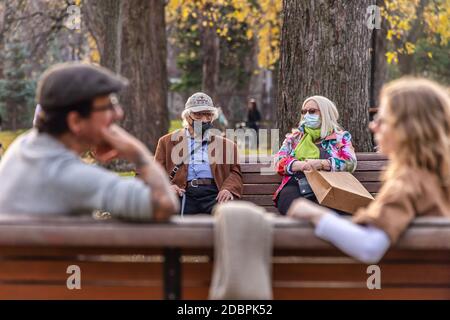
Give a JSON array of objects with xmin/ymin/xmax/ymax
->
[
  {"xmin": 289, "ymin": 78, "xmax": 450, "ymax": 263},
  {"xmin": 273, "ymin": 95, "xmax": 357, "ymax": 215}
]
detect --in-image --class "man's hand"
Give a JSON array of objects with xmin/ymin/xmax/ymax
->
[
  {"xmin": 151, "ymin": 189, "xmax": 179, "ymax": 222},
  {"xmin": 287, "ymin": 198, "xmax": 332, "ymax": 226},
  {"xmin": 92, "ymin": 143, "xmax": 119, "ymax": 163},
  {"xmin": 171, "ymin": 184, "xmax": 185, "ymax": 197},
  {"xmin": 216, "ymin": 189, "xmax": 234, "ymax": 203}
]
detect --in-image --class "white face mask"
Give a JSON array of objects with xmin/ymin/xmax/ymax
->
[{"xmin": 302, "ymin": 113, "xmax": 321, "ymax": 129}]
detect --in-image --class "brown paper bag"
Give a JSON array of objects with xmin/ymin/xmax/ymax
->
[{"xmin": 304, "ymin": 170, "xmax": 374, "ymax": 214}]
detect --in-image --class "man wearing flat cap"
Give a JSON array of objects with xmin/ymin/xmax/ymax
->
[
  {"xmin": 0, "ymin": 62, "xmax": 178, "ymax": 221},
  {"xmin": 155, "ymin": 92, "xmax": 243, "ymax": 215}
]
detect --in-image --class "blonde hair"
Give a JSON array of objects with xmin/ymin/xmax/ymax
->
[
  {"xmin": 300, "ymin": 95, "xmax": 341, "ymax": 138},
  {"xmin": 381, "ymin": 77, "xmax": 450, "ymax": 190}
]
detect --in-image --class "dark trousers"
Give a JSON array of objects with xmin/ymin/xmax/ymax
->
[
  {"xmin": 276, "ymin": 177, "xmax": 318, "ymax": 215},
  {"xmin": 181, "ymin": 184, "xmax": 219, "ymax": 215}
]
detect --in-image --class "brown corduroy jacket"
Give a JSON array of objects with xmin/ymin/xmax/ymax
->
[{"xmin": 155, "ymin": 129, "xmax": 243, "ymax": 198}]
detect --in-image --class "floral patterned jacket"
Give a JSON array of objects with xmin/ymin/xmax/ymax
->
[{"xmin": 273, "ymin": 127, "xmax": 357, "ymax": 202}]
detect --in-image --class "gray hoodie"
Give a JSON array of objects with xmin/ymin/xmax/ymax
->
[{"xmin": 0, "ymin": 130, "xmax": 152, "ymax": 220}]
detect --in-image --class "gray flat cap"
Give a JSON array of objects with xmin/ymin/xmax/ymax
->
[{"xmin": 36, "ymin": 62, "xmax": 128, "ymax": 111}]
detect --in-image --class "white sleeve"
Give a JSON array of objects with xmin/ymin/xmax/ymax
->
[{"xmin": 315, "ymin": 212, "xmax": 391, "ymax": 264}]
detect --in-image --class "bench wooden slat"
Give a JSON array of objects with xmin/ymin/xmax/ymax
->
[
  {"xmin": 243, "ymin": 174, "xmax": 281, "ymax": 184},
  {"xmin": 181, "ymin": 260, "xmax": 450, "ymax": 285},
  {"xmin": 242, "ymin": 195, "xmax": 274, "ymax": 206},
  {"xmin": 240, "ymin": 152, "xmax": 388, "ymax": 164},
  {"xmin": 352, "ymin": 152, "xmax": 388, "ymax": 161},
  {"xmin": 243, "ymin": 182, "xmax": 381, "ymax": 194},
  {"xmin": 0, "ymin": 284, "xmax": 163, "ymax": 299},
  {"xmin": 240, "ymin": 161, "xmax": 388, "ymax": 173},
  {"xmin": 0, "ymin": 260, "xmax": 163, "ymax": 282},
  {"xmin": 2, "ymin": 249, "xmax": 448, "ymax": 300},
  {"xmin": 184, "ymin": 287, "xmax": 450, "ymax": 300},
  {"xmin": 243, "ymin": 171, "xmax": 382, "ymax": 184},
  {"xmin": 352, "ymin": 171, "xmax": 382, "ymax": 182},
  {"xmin": 274, "ymin": 288, "xmax": 450, "ymax": 300},
  {"xmin": 354, "ymin": 161, "xmax": 388, "ymax": 171},
  {"xmin": 1, "ymin": 217, "xmax": 449, "ymax": 249}
]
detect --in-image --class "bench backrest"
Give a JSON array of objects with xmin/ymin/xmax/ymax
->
[{"xmin": 0, "ymin": 215, "xmax": 449, "ymax": 300}]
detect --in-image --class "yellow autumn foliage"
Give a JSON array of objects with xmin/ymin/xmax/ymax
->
[
  {"xmin": 166, "ymin": 0, "xmax": 282, "ymax": 69},
  {"xmin": 167, "ymin": 0, "xmax": 448, "ymax": 67},
  {"xmin": 384, "ymin": 0, "xmax": 450, "ymax": 63}
]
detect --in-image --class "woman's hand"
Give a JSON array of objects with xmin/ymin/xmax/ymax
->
[
  {"xmin": 291, "ymin": 160, "xmax": 312, "ymax": 172},
  {"xmin": 304, "ymin": 159, "xmax": 323, "ymax": 170},
  {"xmin": 287, "ymin": 198, "xmax": 332, "ymax": 226},
  {"xmin": 303, "ymin": 159, "xmax": 331, "ymax": 171}
]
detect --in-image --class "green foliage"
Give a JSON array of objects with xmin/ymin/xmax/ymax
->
[
  {"xmin": 0, "ymin": 42, "xmax": 36, "ymax": 129},
  {"xmin": 387, "ymin": 38, "xmax": 450, "ymax": 84},
  {"xmin": 413, "ymin": 39, "xmax": 450, "ymax": 85},
  {"xmin": 171, "ymin": 51, "xmax": 203, "ymax": 92},
  {"xmin": 218, "ymin": 15, "xmax": 253, "ymax": 89},
  {"xmin": 168, "ymin": 2, "xmax": 253, "ymax": 94}
]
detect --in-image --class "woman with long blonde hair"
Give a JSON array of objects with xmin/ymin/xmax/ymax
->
[{"xmin": 289, "ymin": 78, "xmax": 450, "ymax": 263}]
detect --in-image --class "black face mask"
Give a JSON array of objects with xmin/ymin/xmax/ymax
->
[
  {"xmin": 191, "ymin": 117, "xmax": 213, "ymax": 136},
  {"xmin": 201, "ymin": 121, "xmax": 213, "ymax": 134}
]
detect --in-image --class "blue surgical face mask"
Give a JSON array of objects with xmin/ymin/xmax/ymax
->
[{"xmin": 302, "ymin": 113, "xmax": 321, "ymax": 129}]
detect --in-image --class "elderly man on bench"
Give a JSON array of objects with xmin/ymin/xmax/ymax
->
[
  {"xmin": 155, "ymin": 92, "xmax": 243, "ymax": 215},
  {"xmin": 0, "ymin": 62, "xmax": 178, "ymax": 221}
]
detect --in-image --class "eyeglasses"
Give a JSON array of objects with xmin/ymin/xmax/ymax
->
[
  {"xmin": 190, "ymin": 112, "xmax": 214, "ymax": 120},
  {"xmin": 91, "ymin": 94, "xmax": 121, "ymax": 113},
  {"xmin": 301, "ymin": 109, "xmax": 319, "ymax": 115}
]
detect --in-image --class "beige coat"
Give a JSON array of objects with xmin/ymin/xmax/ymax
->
[{"xmin": 353, "ymin": 167, "xmax": 450, "ymax": 243}]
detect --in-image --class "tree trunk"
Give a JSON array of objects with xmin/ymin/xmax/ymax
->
[
  {"xmin": 120, "ymin": 0, "xmax": 168, "ymax": 152},
  {"xmin": 201, "ymin": 25, "xmax": 220, "ymax": 103},
  {"xmin": 83, "ymin": 0, "xmax": 168, "ymax": 152},
  {"xmin": 83, "ymin": 0, "xmax": 122, "ymax": 72},
  {"xmin": 370, "ymin": 0, "xmax": 388, "ymax": 108},
  {"xmin": 396, "ymin": 0, "xmax": 427, "ymax": 76},
  {"xmin": 277, "ymin": 0, "xmax": 374, "ymax": 152}
]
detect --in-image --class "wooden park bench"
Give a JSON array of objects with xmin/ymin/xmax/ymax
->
[{"xmin": 0, "ymin": 152, "xmax": 449, "ymax": 299}]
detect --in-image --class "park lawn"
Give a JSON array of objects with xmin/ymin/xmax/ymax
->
[
  {"xmin": 169, "ymin": 119, "xmax": 182, "ymax": 132},
  {"xmin": 0, "ymin": 120, "xmax": 183, "ymax": 152},
  {"xmin": 0, "ymin": 121, "xmax": 271, "ymax": 157},
  {"xmin": 117, "ymin": 171, "xmax": 136, "ymax": 177},
  {"xmin": 0, "ymin": 130, "xmax": 27, "ymax": 150}
]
